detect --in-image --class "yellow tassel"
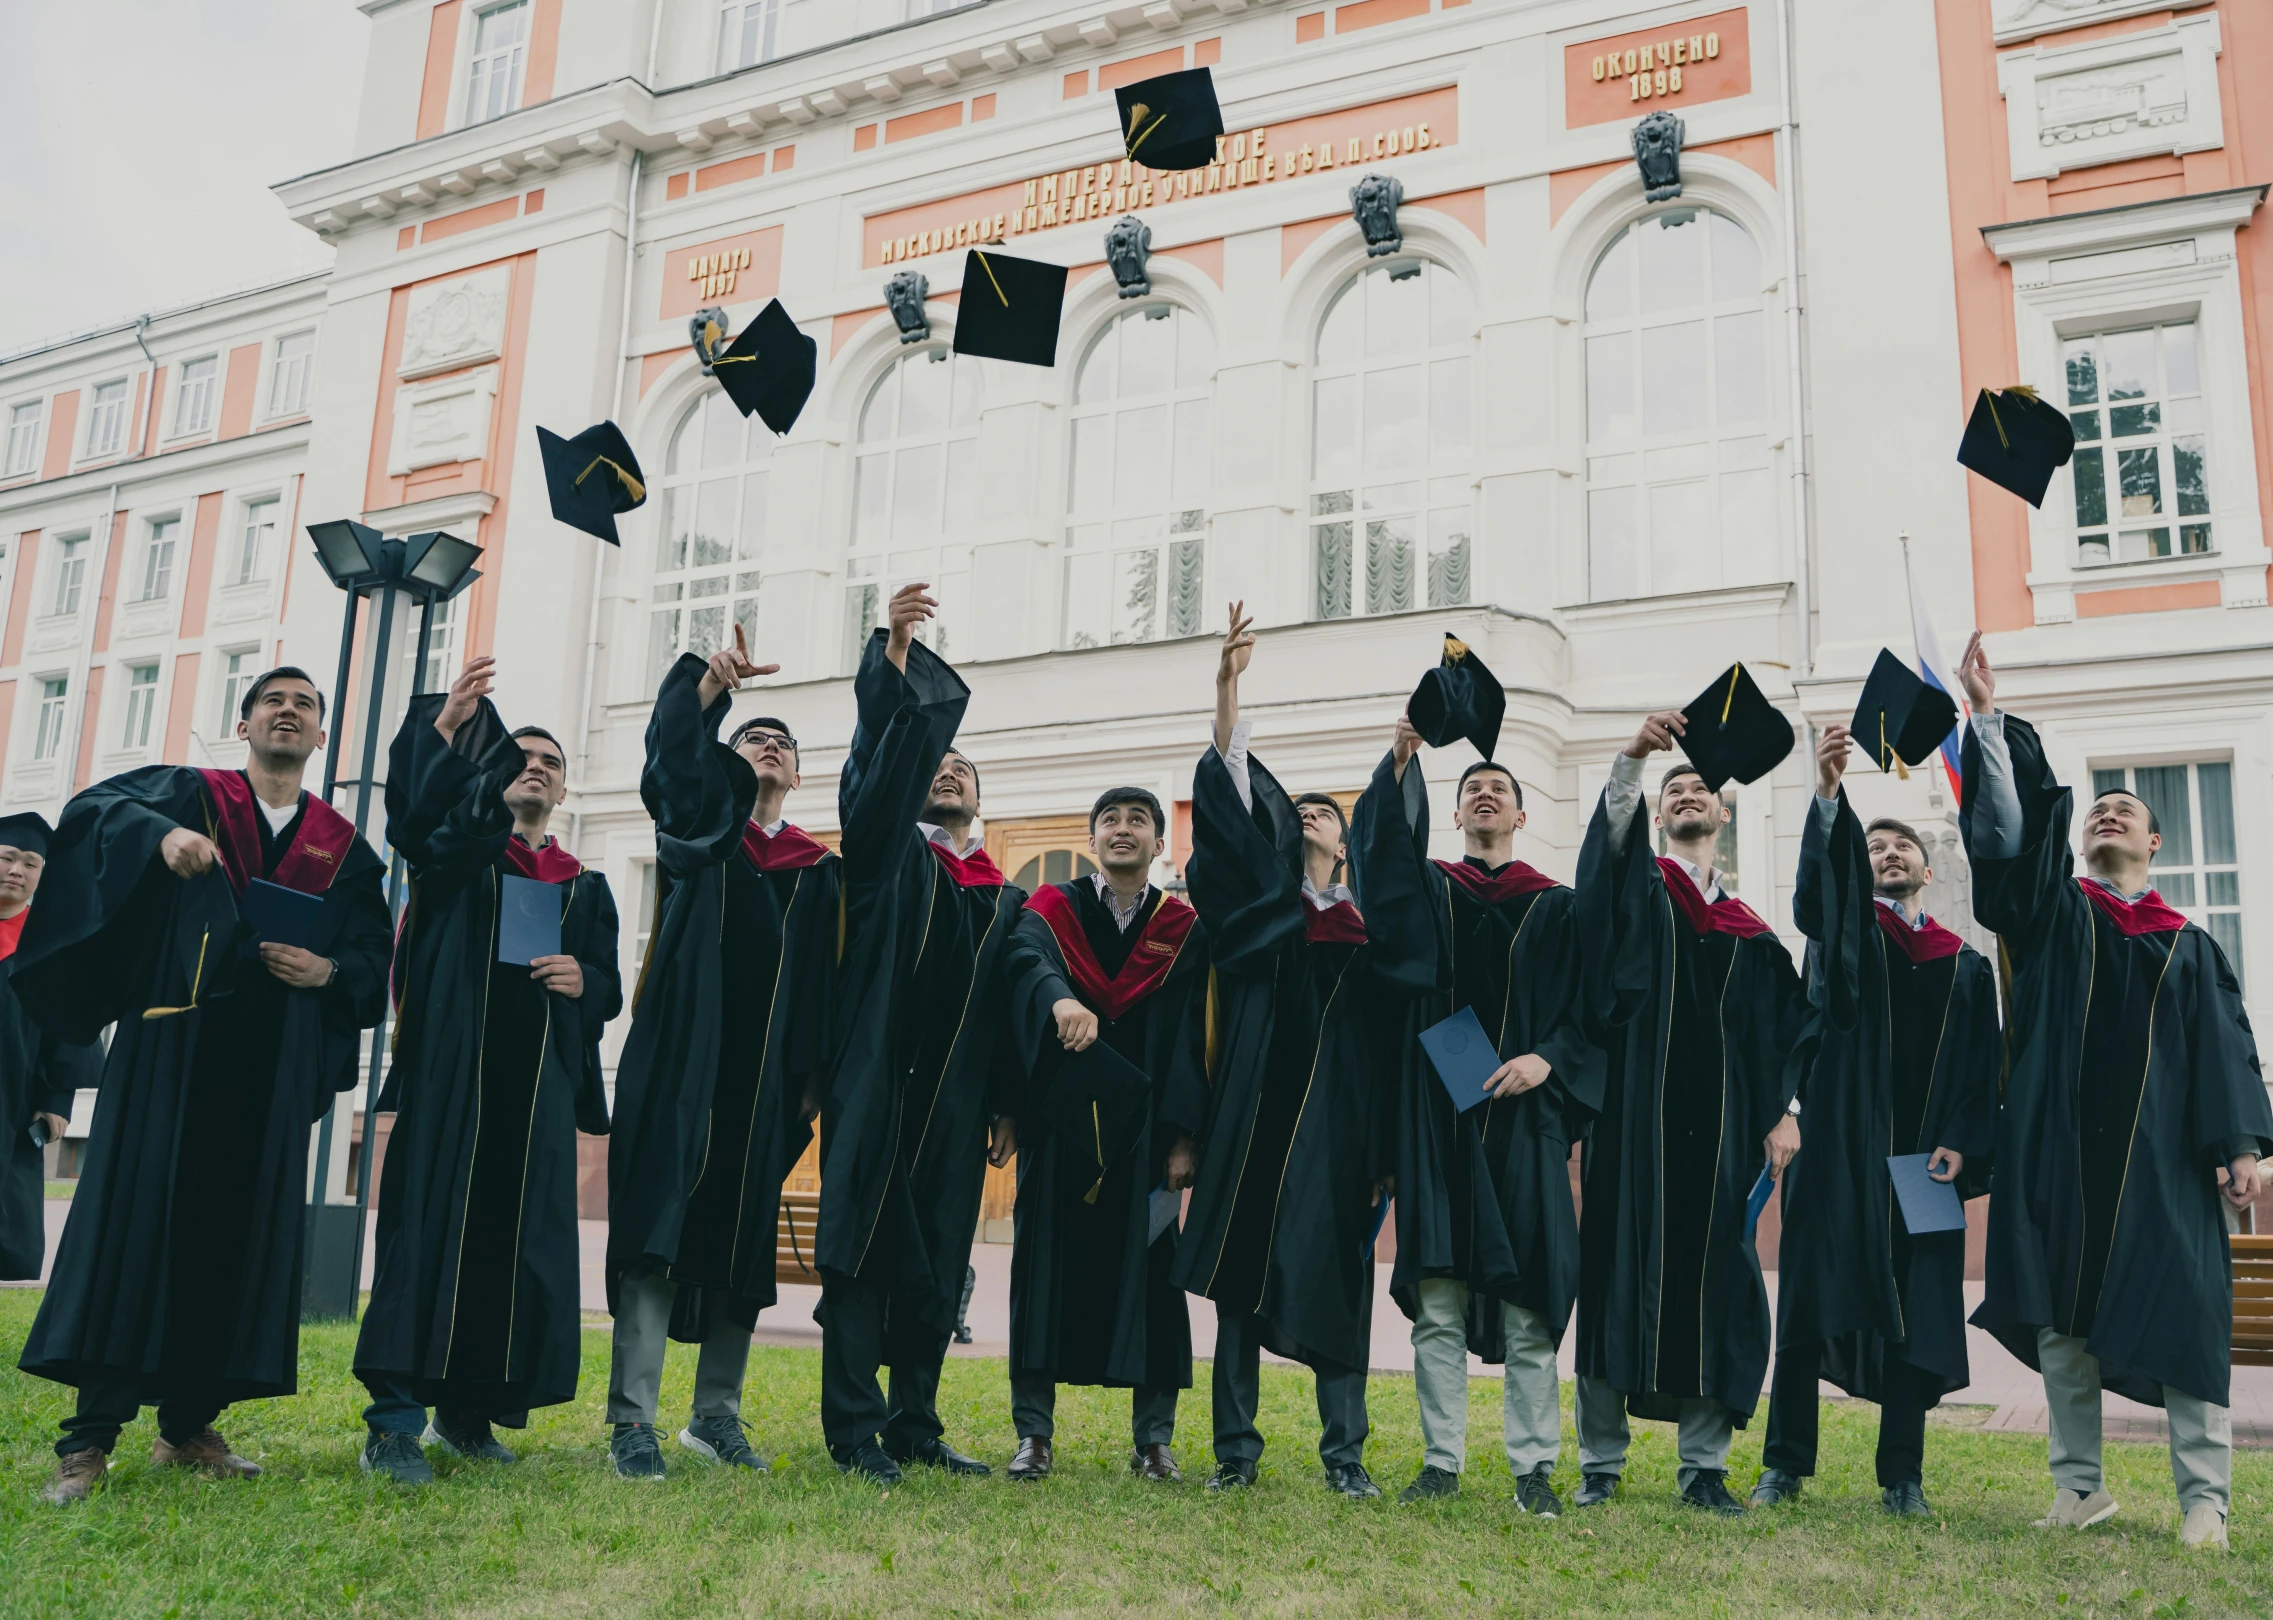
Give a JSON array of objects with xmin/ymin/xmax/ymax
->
[
  {"xmin": 973, "ymin": 251, "xmax": 1010, "ymax": 308},
  {"xmin": 576, "ymin": 454, "xmax": 645, "ymax": 503},
  {"xmin": 142, "ymin": 929, "xmax": 210, "ymax": 1020},
  {"xmin": 1083, "ymin": 1101, "xmax": 1105, "ymax": 1203},
  {"xmin": 1720, "ymin": 664, "xmax": 1741, "ymax": 726},
  {"xmin": 1127, "ymin": 110, "xmax": 1168, "ymax": 158},
  {"xmin": 1442, "ymin": 635, "xmax": 1469, "ymax": 664},
  {"xmin": 1982, "ymin": 389, "xmax": 2009, "ymax": 452}
]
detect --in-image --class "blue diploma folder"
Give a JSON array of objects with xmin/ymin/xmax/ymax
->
[
  {"xmin": 1365, "ymin": 1189, "xmax": 1392, "ymax": 1257},
  {"xmin": 1743, "ymin": 1165, "xmax": 1776, "ymax": 1243},
  {"xmin": 240, "ymin": 878, "xmax": 321, "ymax": 957},
  {"xmin": 1887, "ymin": 1153, "xmax": 1967, "ymax": 1234},
  {"xmin": 1417, "ymin": 1006, "xmax": 1499, "ymax": 1115},
  {"xmin": 498, "ymin": 874, "xmax": 563, "ymax": 966},
  {"xmin": 1148, "ymin": 1185, "xmax": 1181, "ymax": 1245}
]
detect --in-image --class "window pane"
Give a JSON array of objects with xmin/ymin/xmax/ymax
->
[
  {"xmin": 2133, "ymin": 765, "xmax": 2192, "ymax": 864},
  {"xmin": 1650, "ymin": 480, "xmax": 1716, "ymax": 595},
  {"xmin": 2198, "ymin": 761, "xmax": 2236, "ymax": 864},
  {"xmin": 861, "ymin": 368, "xmax": 898, "ymax": 441},
  {"xmin": 1175, "ymin": 310, "xmax": 1213, "ymax": 389},
  {"xmin": 2174, "ymin": 436, "xmax": 2209, "ymax": 517},
  {"xmin": 1586, "ymin": 229, "xmax": 1634, "ymax": 320},
  {"xmin": 1123, "ymin": 309, "xmax": 1174, "ymax": 396},
  {"xmin": 702, "ymin": 391, "xmax": 742, "ymax": 468},
  {"xmin": 1426, "ymin": 508, "xmax": 1470, "ymax": 607},
  {"xmin": 894, "ymin": 443, "xmax": 941, "ymax": 534},
  {"xmin": 2158, "ymin": 872, "xmax": 2197, "ymax": 907},
  {"xmin": 1172, "ymin": 398, "xmax": 1210, "ymax": 507},
  {"xmin": 1709, "ymin": 213, "xmax": 1758, "ymax": 301},
  {"xmin": 1365, "ymin": 267, "xmax": 1426, "ymax": 358},
  {"xmin": 1313, "ymin": 374, "xmax": 1356, "ymax": 474},
  {"xmin": 1719, "ymin": 467, "xmax": 1774, "ymax": 583},
  {"xmin": 1427, "ymin": 268, "xmax": 1474, "ymax": 348},
  {"xmin": 1064, "ymin": 550, "xmax": 1108, "ymax": 647},
  {"xmin": 1586, "ymin": 332, "xmax": 1635, "ymax": 441},
  {"xmin": 1111, "ymin": 548, "xmax": 1159, "ymax": 643},
  {"xmin": 2064, "ymin": 338, "xmax": 2099, "ymax": 407},
  {"xmin": 945, "ymin": 439, "xmax": 980, "ymax": 535},
  {"xmin": 2091, "ymin": 768, "xmax": 2125, "ymax": 798},
  {"xmin": 1317, "ymin": 284, "xmax": 1361, "ymax": 365},
  {"xmin": 2206, "ymin": 912, "xmax": 2243, "ymax": 983},
  {"xmin": 855, "ymin": 455, "xmax": 888, "ymax": 542},
  {"xmin": 1069, "ymin": 417, "xmax": 1107, "ymax": 511},
  {"xmin": 2164, "ymin": 322, "xmax": 2199, "ymax": 395},
  {"xmin": 1364, "ymin": 366, "xmax": 1425, "ymax": 479},
  {"xmin": 1429, "ymin": 358, "xmax": 1471, "ymax": 465},
  {"xmin": 2070, "ymin": 409, "xmax": 2100, "ymax": 443},
  {"xmin": 1642, "ymin": 320, "xmax": 1707, "ymax": 437},
  {"xmin": 2101, "ymin": 328, "xmax": 2154, "ymax": 401},
  {"xmin": 687, "ymin": 605, "xmax": 726, "ymax": 660},
  {"xmin": 694, "ymin": 479, "xmax": 736, "ymax": 564},
  {"xmin": 2071, "ymin": 448, "xmax": 2106, "ymax": 527},
  {"xmin": 2109, "ymin": 402, "xmax": 2158, "ymax": 438},
  {"xmin": 1115, "ymin": 405, "xmax": 1168, "ymax": 509},
  {"xmin": 649, "ymin": 609, "xmax": 681, "ymax": 685},
  {"xmin": 1077, "ymin": 326, "xmax": 1117, "ymax": 404},
  {"xmin": 1589, "ymin": 487, "xmax": 1640, "ymax": 600},
  {"xmin": 739, "ymin": 471, "xmax": 768, "ymax": 558},
  {"xmin": 900, "ymin": 352, "xmax": 950, "ymax": 436},
  {"xmin": 950, "ymin": 355, "xmax": 983, "ymax": 426},
  {"xmin": 1714, "ymin": 310, "xmax": 1765, "ymax": 426},
  {"xmin": 2116, "ymin": 447, "xmax": 2161, "ymax": 517},
  {"xmin": 1313, "ymin": 523, "xmax": 1352, "ymax": 618},
  {"xmin": 1365, "ymin": 518, "xmax": 1415, "ymax": 614},
  {"xmin": 1638, "ymin": 211, "xmax": 1705, "ymax": 313}
]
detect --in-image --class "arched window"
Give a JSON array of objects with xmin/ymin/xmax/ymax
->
[
  {"xmin": 648, "ymin": 390, "xmax": 772, "ymax": 688},
  {"xmin": 1064, "ymin": 305, "xmax": 1213, "ymax": 648},
  {"xmin": 1583, "ymin": 208, "xmax": 1771, "ymax": 601},
  {"xmin": 846, "ymin": 346, "xmax": 984, "ymax": 670},
  {"xmin": 1309, "ymin": 262, "xmax": 1474, "ymax": 620}
]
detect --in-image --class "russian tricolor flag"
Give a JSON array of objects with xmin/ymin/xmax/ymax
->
[{"xmin": 1903, "ymin": 540, "xmax": 1966, "ymax": 798}]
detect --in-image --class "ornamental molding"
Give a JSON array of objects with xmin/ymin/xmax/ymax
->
[
  {"xmin": 1990, "ymin": 0, "xmax": 2213, "ymax": 48},
  {"xmin": 387, "ymin": 364, "xmax": 498, "ymax": 476},
  {"xmin": 1995, "ymin": 13, "xmax": 2223, "ymax": 183},
  {"xmin": 1980, "ymin": 183, "xmax": 2264, "ymax": 264},
  {"xmin": 398, "ymin": 266, "xmax": 512, "ymax": 380}
]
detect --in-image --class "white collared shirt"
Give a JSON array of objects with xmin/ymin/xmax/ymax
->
[
  {"xmin": 1089, "ymin": 871, "xmax": 1152, "ymax": 932},
  {"xmin": 916, "ymin": 820, "xmax": 981, "ymax": 858}
]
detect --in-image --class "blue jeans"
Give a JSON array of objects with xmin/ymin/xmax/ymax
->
[{"xmin": 359, "ymin": 1372, "xmax": 428, "ymax": 1437}]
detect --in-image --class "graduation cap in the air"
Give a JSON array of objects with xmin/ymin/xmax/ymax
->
[
  {"xmin": 1115, "ymin": 67, "xmax": 1224, "ymax": 172},
  {"xmin": 953, "ymin": 250, "xmax": 1067, "ymax": 368},
  {"xmin": 1957, "ymin": 385, "xmax": 2074, "ymax": 508},
  {"xmin": 1676, "ymin": 663, "xmax": 1794, "ymax": 792},
  {"xmin": 0, "ymin": 812, "xmax": 51, "ymax": 858},
  {"xmin": 537, "ymin": 421, "xmax": 646, "ymax": 546},
  {"xmin": 1852, "ymin": 648, "xmax": 1958, "ymax": 779},
  {"xmin": 1040, "ymin": 1040, "xmax": 1152, "ymax": 1204},
  {"xmin": 711, "ymin": 299, "xmax": 817, "ymax": 436},
  {"xmin": 1408, "ymin": 634, "xmax": 1504, "ymax": 761}
]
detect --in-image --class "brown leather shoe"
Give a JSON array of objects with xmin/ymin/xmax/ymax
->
[
  {"xmin": 153, "ymin": 1427, "xmax": 261, "ymax": 1479},
  {"xmin": 42, "ymin": 1448, "xmax": 109, "ymax": 1505},
  {"xmin": 1007, "ymin": 1436, "xmax": 1052, "ymax": 1481},
  {"xmin": 1131, "ymin": 1444, "xmax": 1182, "ymax": 1482}
]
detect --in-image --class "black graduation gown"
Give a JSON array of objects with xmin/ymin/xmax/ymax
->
[
  {"xmin": 1778, "ymin": 792, "xmax": 2000, "ymax": 1403},
  {"xmin": 353, "ymin": 697, "xmax": 621, "ymax": 1420},
  {"xmin": 0, "ymin": 930, "xmax": 102, "ymax": 1279},
  {"xmin": 1169, "ymin": 745, "xmax": 1435, "ymax": 1373},
  {"xmin": 819, "ymin": 631, "xmax": 1023, "ymax": 1337},
  {"xmin": 1349, "ymin": 753, "xmax": 1604, "ymax": 1356},
  {"xmin": 1962, "ymin": 714, "xmax": 2272, "ymax": 1408},
  {"xmin": 15, "ymin": 766, "xmax": 390, "ymax": 1399},
  {"xmin": 608, "ymin": 652, "xmax": 840, "ymax": 1335},
  {"xmin": 1003, "ymin": 878, "xmax": 1206, "ymax": 1391},
  {"xmin": 1573, "ymin": 787, "xmax": 1806, "ymax": 1423}
]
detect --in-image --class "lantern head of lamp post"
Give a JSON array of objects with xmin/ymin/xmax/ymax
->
[
  {"xmin": 402, "ymin": 529, "xmax": 483, "ymax": 601},
  {"xmin": 307, "ymin": 518, "xmax": 387, "ymax": 592}
]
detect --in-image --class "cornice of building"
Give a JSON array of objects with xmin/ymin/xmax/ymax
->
[
  {"xmin": 1980, "ymin": 184, "xmax": 2267, "ymax": 263},
  {"xmin": 0, "ymin": 419, "xmax": 311, "ymax": 518},
  {"xmin": 0, "ymin": 273, "xmax": 331, "ymax": 374}
]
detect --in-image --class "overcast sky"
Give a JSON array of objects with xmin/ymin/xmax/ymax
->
[{"xmin": 0, "ymin": 0, "xmax": 370, "ymax": 355}]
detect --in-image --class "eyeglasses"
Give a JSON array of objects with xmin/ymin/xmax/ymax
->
[{"xmin": 735, "ymin": 729, "xmax": 797, "ymax": 753}]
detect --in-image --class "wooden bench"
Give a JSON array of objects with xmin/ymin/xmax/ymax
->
[
  {"xmin": 2236, "ymin": 1233, "xmax": 2273, "ymax": 1367},
  {"xmin": 776, "ymin": 1190, "xmax": 822, "ymax": 1287}
]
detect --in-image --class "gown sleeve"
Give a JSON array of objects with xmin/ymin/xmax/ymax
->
[
  {"xmin": 1794, "ymin": 789, "xmax": 1871, "ymax": 1037},
  {"xmin": 641, "ymin": 653, "xmax": 761, "ymax": 876},
  {"xmin": 1002, "ymin": 902, "xmax": 1078, "ymax": 1094},
  {"xmin": 1526, "ymin": 889, "xmax": 1607, "ymax": 1134},
  {"xmin": 569, "ymin": 872, "xmax": 622, "ymax": 1135},
  {"xmin": 1183, "ymin": 746, "xmax": 1305, "ymax": 977},
  {"xmin": 1573, "ymin": 768, "xmax": 1665, "ymax": 1032},
  {"xmin": 1960, "ymin": 712, "xmax": 2074, "ymax": 955},
  {"xmin": 2185, "ymin": 931, "xmax": 2273, "ymax": 1166},
  {"xmin": 385, "ymin": 694, "xmax": 523, "ymax": 885},
  {"xmin": 1347, "ymin": 749, "xmax": 1447, "ymax": 998},
  {"xmin": 838, "ymin": 632, "xmax": 969, "ymax": 886}
]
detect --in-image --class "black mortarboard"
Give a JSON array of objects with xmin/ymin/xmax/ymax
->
[
  {"xmin": 953, "ymin": 250, "xmax": 1067, "ymax": 368},
  {"xmin": 1040, "ymin": 1040, "xmax": 1152, "ymax": 1204},
  {"xmin": 1957, "ymin": 385, "xmax": 2074, "ymax": 508},
  {"xmin": 1852, "ymin": 648, "xmax": 1958, "ymax": 777},
  {"xmin": 712, "ymin": 299, "xmax": 817, "ymax": 436},
  {"xmin": 537, "ymin": 421, "xmax": 646, "ymax": 546},
  {"xmin": 1115, "ymin": 67, "xmax": 1224, "ymax": 172},
  {"xmin": 1408, "ymin": 634, "xmax": 1504, "ymax": 761},
  {"xmin": 0, "ymin": 812, "xmax": 51, "ymax": 858},
  {"xmin": 1676, "ymin": 663, "xmax": 1794, "ymax": 792}
]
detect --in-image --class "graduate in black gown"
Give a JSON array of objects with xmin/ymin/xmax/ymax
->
[
  {"xmin": 0, "ymin": 816, "xmax": 102, "ymax": 1283},
  {"xmin": 1754, "ymin": 724, "xmax": 1999, "ymax": 1517},
  {"xmin": 1172, "ymin": 605, "xmax": 1436, "ymax": 1498},
  {"xmin": 605, "ymin": 633, "xmax": 838, "ymax": 1477},
  {"xmin": 1001, "ymin": 786, "xmax": 1205, "ymax": 1483},
  {"xmin": 24, "ymin": 669, "xmax": 390, "ymax": 1506},
  {"xmin": 1571, "ymin": 709, "xmax": 1806, "ymax": 1516},
  {"xmin": 354, "ymin": 657, "xmax": 621, "ymax": 1486},
  {"xmin": 820, "ymin": 584, "xmax": 1022, "ymax": 1484},
  {"xmin": 1352, "ymin": 730, "xmax": 1601, "ymax": 1514},
  {"xmin": 1954, "ymin": 633, "xmax": 2269, "ymax": 1550}
]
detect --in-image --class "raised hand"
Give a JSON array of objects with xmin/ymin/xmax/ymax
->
[
  {"xmin": 1816, "ymin": 722, "xmax": 1852, "ymax": 798},
  {"xmin": 436, "ymin": 655, "xmax": 496, "ymax": 744},
  {"xmin": 1623, "ymin": 709, "xmax": 1688, "ymax": 760},
  {"xmin": 697, "ymin": 623, "xmax": 780, "ymax": 707},
  {"xmin": 1957, "ymin": 630, "xmax": 1995, "ymax": 717},
  {"xmin": 1216, "ymin": 601, "xmax": 1255, "ymax": 687},
  {"xmin": 1391, "ymin": 713, "xmax": 1423, "ymax": 778},
  {"xmin": 885, "ymin": 582, "xmax": 937, "ymax": 671}
]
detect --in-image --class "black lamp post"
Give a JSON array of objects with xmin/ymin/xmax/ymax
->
[{"xmin": 302, "ymin": 519, "xmax": 483, "ymax": 1320}]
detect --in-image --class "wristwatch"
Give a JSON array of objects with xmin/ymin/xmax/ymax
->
[{"xmin": 1785, "ymin": 1097, "xmax": 1802, "ymax": 1117}]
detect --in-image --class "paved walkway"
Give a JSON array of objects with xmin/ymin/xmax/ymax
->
[{"xmin": 19, "ymin": 1200, "xmax": 2270, "ymax": 1448}]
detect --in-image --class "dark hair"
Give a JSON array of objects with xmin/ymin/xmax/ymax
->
[
  {"xmin": 1089, "ymin": 786, "xmax": 1165, "ymax": 835},
  {"xmin": 938, "ymin": 748, "xmax": 981, "ymax": 800},
  {"xmin": 1457, "ymin": 760, "xmax": 1523, "ymax": 808},
  {"xmin": 511, "ymin": 725, "xmax": 566, "ymax": 766},
  {"xmin": 240, "ymin": 666, "xmax": 326, "ymax": 723},
  {"xmin": 729, "ymin": 715, "xmax": 799, "ymax": 762},
  {"xmin": 1865, "ymin": 816, "xmax": 1927, "ymax": 854},
  {"xmin": 1292, "ymin": 792, "xmax": 1347, "ymax": 838},
  {"xmin": 1657, "ymin": 762, "xmax": 1707, "ymax": 800},
  {"xmin": 2090, "ymin": 788, "xmax": 2160, "ymax": 836}
]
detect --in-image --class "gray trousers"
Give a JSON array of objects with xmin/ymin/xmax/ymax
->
[
  {"xmin": 605, "ymin": 1272, "xmax": 754, "ymax": 1427},
  {"xmin": 1574, "ymin": 1375, "xmax": 1733, "ymax": 1493},
  {"xmin": 1412, "ymin": 1278, "xmax": 1562, "ymax": 1476},
  {"xmin": 1212, "ymin": 1308, "xmax": 1368, "ymax": 1470},
  {"xmin": 2038, "ymin": 1329, "xmax": 2231, "ymax": 1515},
  {"xmin": 1012, "ymin": 1373, "xmax": 1178, "ymax": 1449}
]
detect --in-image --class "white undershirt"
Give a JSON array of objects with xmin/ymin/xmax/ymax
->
[{"xmin": 257, "ymin": 796, "xmax": 299, "ymax": 835}]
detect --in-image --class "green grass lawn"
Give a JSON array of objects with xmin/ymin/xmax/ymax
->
[{"xmin": 1, "ymin": 1290, "xmax": 2266, "ymax": 1617}]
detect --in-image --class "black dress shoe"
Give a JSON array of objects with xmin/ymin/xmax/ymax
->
[
  {"xmin": 1205, "ymin": 1458, "xmax": 1257, "ymax": 1491},
  {"xmin": 1008, "ymin": 1436, "xmax": 1053, "ymax": 1481},
  {"xmin": 1574, "ymin": 1471, "xmax": 1619, "ymax": 1508},
  {"xmin": 837, "ymin": 1440, "xmax": 904, "ymax": 1485},
  {"xmin": 1750, "ymin": 1468, "xmax": 1804, "ymax": 1508},
  {"xmin": 1682, "ymin": 1471, "xmax": 1747, "ymax": 1516},
  {"xmin": 1327, "ymin": 1462, "xmax": 1382, "ymax": 1500},
  {"xmin": 1883, "ymin": 1480, "xmax": 1931, "ymax": 1518},
  {"xmin": 1131, "ymin": 1444, "xmax": 1181, "ymax": 1482},
  {"xmin": 893, "ymin": 1436, "xmax": 991, "ymax": 1476}
]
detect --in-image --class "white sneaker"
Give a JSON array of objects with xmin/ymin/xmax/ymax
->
[
  {"xmin": 2035, "ymin": 1487, "xmax": 2119, "ymax": 1529},
  {"xmin": 2179, "ymin": 1501, "xmax": 2228, "ymax": 1550}
]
